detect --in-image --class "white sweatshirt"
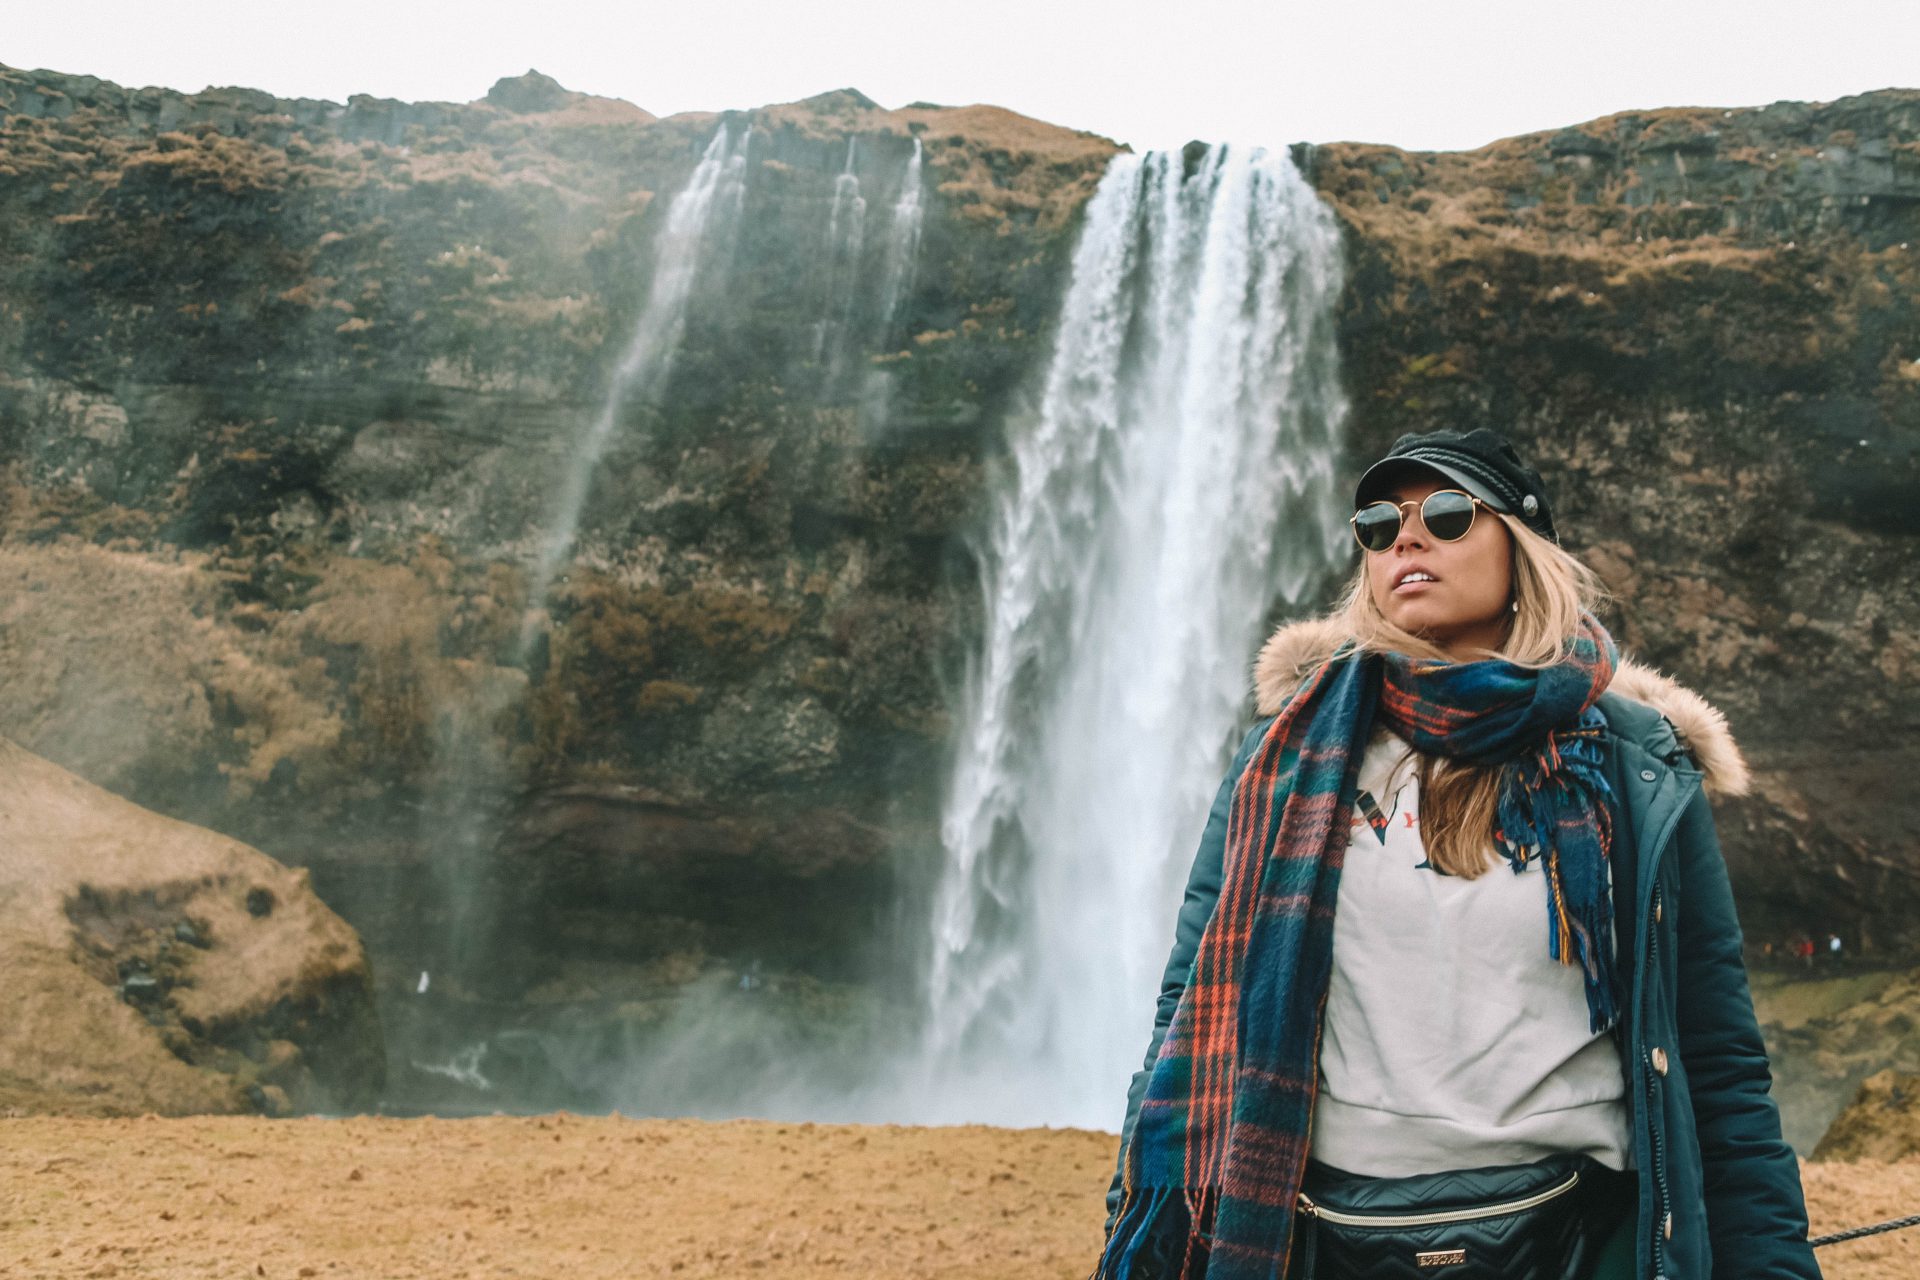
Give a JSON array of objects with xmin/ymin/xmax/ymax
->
[{"xmin": 1308, "ymin": 724, "xmax": 1634, "ymax": 1176}]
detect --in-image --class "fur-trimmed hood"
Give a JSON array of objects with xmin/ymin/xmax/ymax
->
[{"xmin": 1249, "ymin": 617, "xmax": 1750, "ymax": 797}]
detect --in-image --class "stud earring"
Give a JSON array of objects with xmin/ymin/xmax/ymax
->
[{"xmin": 1510, "ymin": 600, "xmax": 1519, "ymax": 613}]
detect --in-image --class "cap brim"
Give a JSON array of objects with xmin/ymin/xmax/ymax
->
[{"xmin": 1354, "ymin": 456, "xmax": 1506, "ymax": 511}]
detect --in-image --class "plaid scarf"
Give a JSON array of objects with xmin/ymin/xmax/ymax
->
[{"xmin": 1094, "ymin": 612, "xmax": 1621, "ymax": 1280}]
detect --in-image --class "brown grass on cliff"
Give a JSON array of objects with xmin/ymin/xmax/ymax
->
[
  {"xmin": 741, "ymin": 92, "xmax": 1119, "ymax": 234},
  {"xmin": 125, "ymin": 130, "xmax": 294, "ymax": 195},
  {"xmin": 0, "ymin": 519, "xmax": 533, "ymax": 803}
]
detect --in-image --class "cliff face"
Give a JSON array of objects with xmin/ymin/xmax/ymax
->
[{"xmin": 1, "ymin": 63, "xmax": 1915, "ymax": 1116}]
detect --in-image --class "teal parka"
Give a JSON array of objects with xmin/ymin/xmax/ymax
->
[{"xmin": 1104, "ymin": 619, "xmax": 1822, "ymax": 1280}]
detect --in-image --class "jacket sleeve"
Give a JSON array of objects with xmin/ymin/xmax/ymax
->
[
  {"xmin": 1671, "ymin": 788, "xmax": 1823, "ymax": 1279},
  {"xmin": 1104, "ymin": 715, "xmax": 1273, "ymax": 1234}
]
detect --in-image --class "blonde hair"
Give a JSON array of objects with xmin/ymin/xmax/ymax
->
[{"xmin": 1305, "ymin": 512, "xmax": 1609, "ymax": 877}]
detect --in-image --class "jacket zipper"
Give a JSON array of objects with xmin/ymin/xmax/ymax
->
[
  {"xmin": 1633, "ymin": 767, "xmax": 1691, "ymax": 1273},
  {"xmin": 1645, "ymin": 881, "xmax": 1672, "ymax": 1269},
  {"xmin": 1297, "ymin": 1171, "xmax": 1581, "ymax": 1228}
]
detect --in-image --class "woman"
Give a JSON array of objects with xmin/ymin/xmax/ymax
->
[{"xmin": 1095, "ymin": 427, "xmax": 1820, "ymax": 1280}]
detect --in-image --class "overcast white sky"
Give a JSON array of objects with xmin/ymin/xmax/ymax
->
[{"xmin": 8, "ymin": 1, "xmax": 1915, "ymax": 153}]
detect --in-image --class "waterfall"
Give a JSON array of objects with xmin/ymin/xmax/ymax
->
[
  {"xmin": 858, "ymin": 136, "xmax": 925, "ymax": 432},
  {"xmin": 410, "ymin": 122, "xmax": 750, "ymax": 1066},
  {"xmin": 519, "ymin": 122, "xmax": 751, "ymax": 641},
  {"xmin": 876, "ymin": 136, "xmax": 924, "ymax": 347},
  {"xmin": 904, "ymin": 143, "xmax": 1352, "ymax": 1127},
  {"xmin": 812, "ymin": 136, "xmax": 868, "ymax": 385}
]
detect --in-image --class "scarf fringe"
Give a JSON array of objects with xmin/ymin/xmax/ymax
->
[
  {"xmin": 1091, "ymin": 1183, "xmax": 1217, "ymax": 1280},
  {"xmin": 1499, "ymin": 718, "xmax": 1621, "ymax": 1034}
]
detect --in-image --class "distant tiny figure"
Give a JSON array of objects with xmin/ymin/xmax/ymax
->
[
  {"xmin": 1828, "ymin": 934, "xmax": 1842, "ymax": 958},
  {"xmin": 417, "ymin": 970, "xmax": 431, "ymax": 995}
]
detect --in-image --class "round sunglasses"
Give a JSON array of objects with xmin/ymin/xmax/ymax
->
[{"xmin": 1350, "ymin": 489, "xmax": 1490, "ymax": 553}]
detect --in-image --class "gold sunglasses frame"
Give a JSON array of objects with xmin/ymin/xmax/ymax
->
[{"xmin": 1349, "ymin": 488, "xmax": 1490, "ymax": 553}]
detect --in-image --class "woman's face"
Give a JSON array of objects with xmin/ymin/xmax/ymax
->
[{"xmin": 1362, "ymin": 472, "xmax": 1515, "ymax": 661}]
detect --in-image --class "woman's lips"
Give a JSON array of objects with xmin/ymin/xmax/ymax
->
[{"xmin": 1393, "ymin": 575, "xmax": 1439, "ymax": 595}]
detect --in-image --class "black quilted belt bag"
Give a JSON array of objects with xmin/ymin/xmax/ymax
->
[{"xmin": 1288, "ymin": 1152, "xmax": 1634, "ymax": 1279}]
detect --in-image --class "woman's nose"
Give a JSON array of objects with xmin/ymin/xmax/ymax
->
[{"xmin": 1394, "ymin": 512, "xmax": 1429, "ymax": 551}]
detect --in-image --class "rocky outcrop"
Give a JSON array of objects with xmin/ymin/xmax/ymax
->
[
  {"xmin": 1813, "ymin": 1068, "xmax": 1920, "ymax": 1162},
  {"xmin": 1751, "ymin": 965, "xmax": 1920, "ymax": 1153},
  {"xmin": 0, "ymin": 734, "xmax": 382, "ymax": 1114}
]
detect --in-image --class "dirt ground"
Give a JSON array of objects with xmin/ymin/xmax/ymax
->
[{"xmin": 0, "ymin": 1115, "xmax": 1913, "ymax": 1279}]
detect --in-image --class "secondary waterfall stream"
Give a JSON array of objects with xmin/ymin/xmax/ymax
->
[
  {"xmin": 876, "ymin": 136, "xmax": 924, "ymax": 347},
  {"xmin": 813, "ymin": 136, "xmax": 869, "ymax": 384},
  {"xmin": 410, "ymin": 123, "xmax": 753, "ymax": 1072},
  {"xmin": 902, "ymin": 142, "xmax": 1353, "ymax": 1127},
  {"xmin": 407, "ymin": 126, "xmax": 937, "ymax": 1103},
  {"xmin": 519, "ymin": 123, "xmax": 753, "ymax": 642},
  {"xmin": 859, "ymin": 136, "xmax": 924, "ymax": 432}
]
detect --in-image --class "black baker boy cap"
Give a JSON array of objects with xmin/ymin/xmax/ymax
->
[{"xmin": 1353, "ymin": 426, "xmax": 1558, "ymax": 543}]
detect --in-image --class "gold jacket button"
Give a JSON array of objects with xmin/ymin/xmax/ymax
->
[{"xmin": 1651, "ymin": 1046, "xmax": 1669, "ymax": 1076}]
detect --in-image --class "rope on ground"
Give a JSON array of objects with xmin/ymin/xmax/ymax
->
[{"xmin": 1810, "ymin": 1212, "xmax": 1920, "ymax": 1248}]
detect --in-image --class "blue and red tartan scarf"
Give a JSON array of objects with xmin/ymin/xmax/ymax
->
[{"xmin": 1094, "ymin": 612, "xmax": 1621, "ymax": 1280}]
